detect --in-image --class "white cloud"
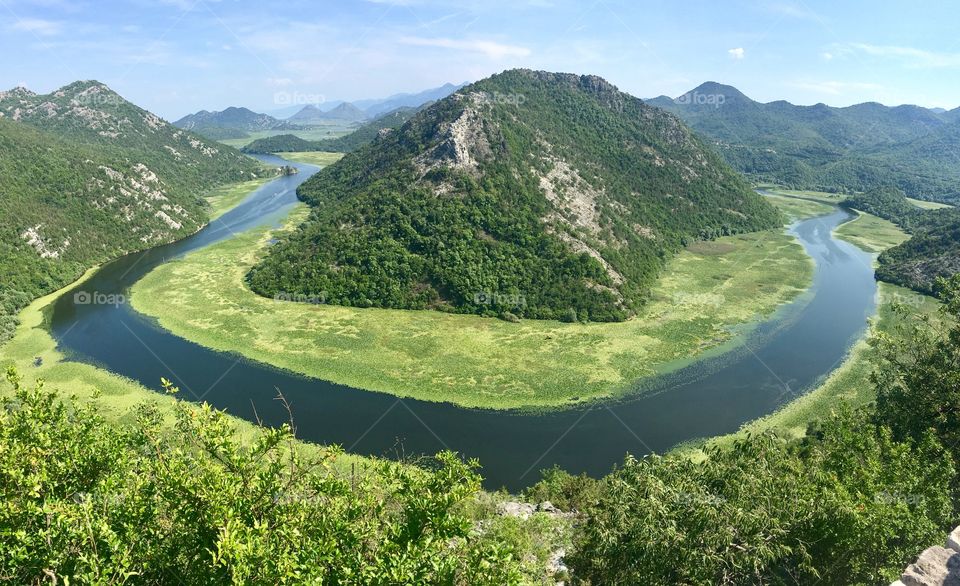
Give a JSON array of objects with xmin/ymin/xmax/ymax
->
[
  {"xmin": 728, "ymin": 47, "xmax": 745, "ymax": 60},
  {"xmin": 820, "ymin": 52, "xmax": 833, "ymax": 61},
  {"xmin": 10, "ymin": 18, "xmax": 62, "ymax": 36},
  {"xmin": 401, "ymin": 36, "xmax": 531, "ymax": 59}
]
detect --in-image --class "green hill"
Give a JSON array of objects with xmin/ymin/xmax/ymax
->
[
  {"xmin": 248, "ymin": 69, "xmax": 781, "ymax": 322},
  {"xmin": 0, "ymin": 81, "xmax": 265, "ymax": 343},
  {"xmin": 650, "ymin": 83, "xmax": 960, "ymax": 202},
  {"xmin": 877, "ymin": 208, "xmax": 960, "ymax": 293}
]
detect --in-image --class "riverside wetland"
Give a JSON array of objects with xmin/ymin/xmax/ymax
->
[
  {"xmin": 42, "ymin": 171, "xmax": 882, "ymax": 488},
  {"xmin": 129, "ymin": 191, "xmax": 813, "ymax": 410}
]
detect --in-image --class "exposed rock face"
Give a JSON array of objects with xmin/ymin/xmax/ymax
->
[
  {"xmin": 893, "ymin": 526, "xmax": 960, "ymax": 586},
  {"xmin": 250, "ymin": 68, "xmax": 781, "ymax": 322}
]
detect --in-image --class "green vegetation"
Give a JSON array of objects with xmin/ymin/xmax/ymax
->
[
  {"xmin": 0, "ymin": 81, "xmax": 265, "ymax": 347},
  {"xmin": 131, "ymin": 195, "xmax": 809, "ymax": 409},
  {"xmin": 13, "ymin": 277, "xmax": 960, "ymax": 583},
  {"xmin": 834, "ymin": 210, "xmax": 910, "ymax": 253},
  {"xmin": 251, "ymin": 70, "xmax": 781, "ymax": 323},
  {"xmin": 204, "ymin": 177, "xmax": 274, "ymax": 220},
  {"xmin": 280, "ymin": 151, "xmax": 346, "ymax": 167},
  {"xmin": 760, "ymin": 192, "xmax": 834, "ymax": 221},
  {"xmin": 721, "ymin": 282, "xmax": 941, "ymax": 441},
  {"xmin": 0, "ymin": 369, "xmax": 524, "ymax": 584},
  {"xmin": 841, "ymin": 186, "xmax": 924, "ymax": 230},
  {"xmin": 217, "ymin": 124, "xmax": 356, "ymax": 149},
  {"xmin": 242, "ymin": 106, "xmax": 422, "ymax": 154},
  {"xmin": 907, "ymin": 197, "xmax": 952, "ymax": 210},
  {"xmin": 521, "ymin": 276, "xmax": 960, "ymax": 584},
  {"xmin": 877, "ymin": 209, "xmax": 960, "ymax": 293},
  {"xmin": 652, "ymin": 82, "xmax": 960, "ymax": 201}
]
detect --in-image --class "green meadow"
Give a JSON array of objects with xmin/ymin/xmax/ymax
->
[
  {"xmin": 280, "ymin": 151, "xmax": 345, "ymax": 167},
  {"xmin": 129, "ymin": 195, "xmax": 816, "ymax": 410},
  {"xmin": 906, "ymin": 196, "xmax": 953, "ymax": 210},
  {"xmin": 834, "ymin": 209, "xmax": 910, "ymax": 253}
]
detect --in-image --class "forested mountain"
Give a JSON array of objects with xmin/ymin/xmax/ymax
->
[
  {"xmin": 877, "ymin": 208, "xmax": 960, "ymax": 293},
  {"xmin": 834, "ymin": 185, "xmax": 960, "ymax": 293},
  {"xmin": 172, "ymin": 106, "xmax": 298, "ymax": 139},
  {"xmin": 0, "ymin": 81, "xmax": 265, "ymax": 343},
  {"xmin": 649, "ymin": 83, "xmax": 960, "ymax": 201},
  {"xmin": 248, "ymin": 69, "xmax": 781, "ymax": 322},
  {"xmin": 242, "ymin": 105, "xmax": 423, "ymax": 154},
  {"xmin": 287, "ymin": 102, "xmax": 368, "ymax": 124}
]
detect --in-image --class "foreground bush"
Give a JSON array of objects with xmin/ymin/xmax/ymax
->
[
  {"xmin": 0, "ymin": 370, "xmax": 522, "ymax": 584},
  {"xmin": 562, "ymin": 277, "xmax": 960, "ymax": 585}
]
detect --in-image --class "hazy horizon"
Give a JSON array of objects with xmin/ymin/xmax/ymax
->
[{"xmin": 3, "ymin": 0, "xmax": 959, "ymax": 119}]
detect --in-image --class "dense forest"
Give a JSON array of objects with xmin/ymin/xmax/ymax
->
[
  {"xmin": 877, "ymin": 209, "xmax": 960, "ymax": 293},
  {"xmin": 835, "ymin": 186, "xmax": 960, "ymax": 293},
  {"xmin": 0, "ymin": 82, "xmax": 264, "ymax": 344},
  {"xmin": 6, "ymin": 275, "xmax": 960, "ymax": 583},
  {"xmin": 248, "ymin": 69, "xmax": 782, "ymax": 322},
  {"xmin": 241, "ymin": 106, "xmax": 423, "ymax": 154},
  {"xmin": 650, "ymin": 83, "xmax": 960, "ymax": 201},
  {"xmin": 841, "ymin": 186, "xmax": 926, "ymax": 230}
]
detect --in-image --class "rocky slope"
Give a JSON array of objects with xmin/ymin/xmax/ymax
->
[
  {"xmin": 0, "ymin": 81, "xmax": 265, "ymax": 343},
  {"xmin": 248, "ymin": 69, "xmax": 781, "ymax": 322}
]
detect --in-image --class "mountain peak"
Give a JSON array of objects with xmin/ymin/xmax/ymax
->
[
  {"xmin": 0, "ymin": 86, "xmax": 37, "ymax": 101},
  {"xmin": 678, "ymin": 82, "xmax": 752, "ymax": 107},
  {"xmin": 249, "ymin": 68, "xmax": 780, "ymax": 322}
]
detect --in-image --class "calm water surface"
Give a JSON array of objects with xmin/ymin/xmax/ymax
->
[{"xmin": 49, "ymin": 157, "xmax": 877, "ymax": 490}]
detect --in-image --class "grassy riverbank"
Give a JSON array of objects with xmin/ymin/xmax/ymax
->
[
  {"xmin": 129, "ymin": 196, "xmax": 816, "ymax": 410},
  {"xmin": 278, "ymin": 151, "xmax": 344, "ymax": 167},
  {"xmin": 204, "ymin": 176, "xmax": 274, "ymax": 219},
  {"xmin": 685, "ymin": 201, "xmax": 943, "ymax": 453}
]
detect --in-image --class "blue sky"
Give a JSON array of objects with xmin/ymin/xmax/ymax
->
[{"xmin": 2, "ymin": 0, "xmax": 959, "ymax": 119}]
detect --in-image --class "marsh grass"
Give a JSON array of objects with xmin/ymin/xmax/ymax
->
[
  {"xmin": 204, "ymin": 176, "xmax": 274, "ymax": 219},
  {"xmin": 280, "ymin": 151, "xmax": 345, "ymax": 167},
  {"xmin": 679, "ymin": 207, "xmax": 943, "ymax": 455},
  {"xmin": 834, "ymin": 209, "xmax": 910, "ymax": 253},
  {"xmin": 130, "ymin": 201, "xmax": 814, "ymax": 410}
]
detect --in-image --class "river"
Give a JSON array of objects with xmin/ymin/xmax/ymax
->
[{"xmin": 48, "ymin": 156, "xmax": 877, "ymax": 490}]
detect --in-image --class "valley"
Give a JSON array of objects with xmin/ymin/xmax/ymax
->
[
  {"xmin": 4, "ymin": 12, "xmax": 960, "ymax": 574},
  {"xmin": 127, "ymin": 174, "xmax": 812, "ymax": 410}
]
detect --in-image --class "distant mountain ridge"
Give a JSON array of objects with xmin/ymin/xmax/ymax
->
[
  {"xmin": 287, "ymin": 102, "xmax": 368, "ymax": 124},
  {"xmin": 179, "ymin": 82, "xmax": 465, "ymax": 136},
  {"xmin": 248, "ymin": 69, "xmax": 781, "ymax": 322},
  {"xmin": 174, "ymin": 106, "xmax": 283, "ymax": 132},
  {"xmin": 648, "ymin": 82, "xmax": 960, "ymax": 202}
]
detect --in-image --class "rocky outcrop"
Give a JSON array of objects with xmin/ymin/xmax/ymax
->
[{"xmin": 893, "ymin": 526, "xmax": 960, "ymax": 586}]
